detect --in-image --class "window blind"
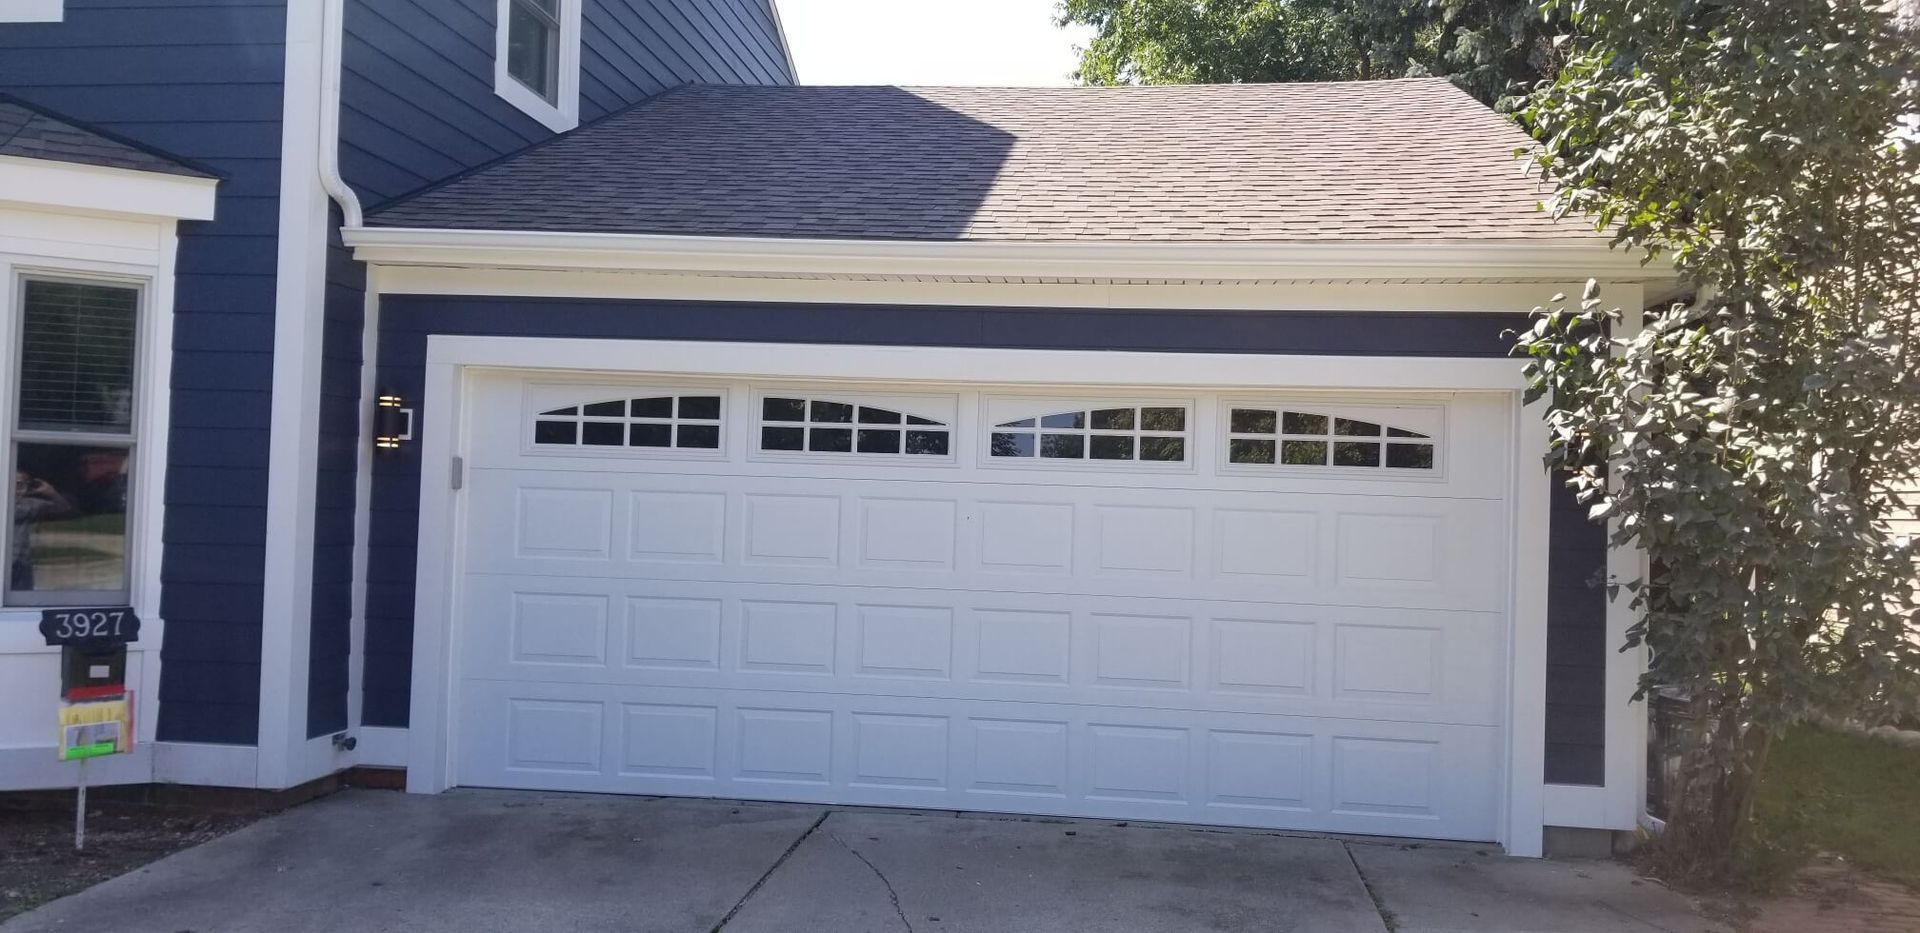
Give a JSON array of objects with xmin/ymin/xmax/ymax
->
[{"xmin": 18, "ymin": 280, "xmax": 138, "ymax": 434}]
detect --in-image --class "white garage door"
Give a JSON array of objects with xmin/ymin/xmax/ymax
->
[{"xmin": 450, "ymin": 372, "xmax": 1513, "ymax": 841}]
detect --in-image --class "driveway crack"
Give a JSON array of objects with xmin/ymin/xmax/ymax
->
[
  {"xmin": 1342, "ymin": 842, "xmax": 1398, "ymax": 933},
  {"xmin": 831, "ymin": 832, "xmax": 913, "ymax": 933},
  {"xmin": 711, "ymin": 809, "xmax": 829, "ymax": 933}
]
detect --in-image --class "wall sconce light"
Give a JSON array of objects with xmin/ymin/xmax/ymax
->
[{"xmin": 373, "ymin": 394, "xmax": 413, "ymax": 450}]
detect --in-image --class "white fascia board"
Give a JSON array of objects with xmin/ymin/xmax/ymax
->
[
  {"xmin": 342, "ymin": 226, "xmax": 1671, "ymax": 284},
  {"xmin": 0, "ymin": 156, "xmax": 217, "ymax": 221}
]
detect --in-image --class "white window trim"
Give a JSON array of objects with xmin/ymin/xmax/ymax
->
[
  {"xmin": 1215, "ymin": 397, "xmax": 1449, "ymax": 481},
  {"xmin": 0, "ymin": 255, "xmax": 169, "ymax": 629},
  {"xmin": 979, "ymin": 395, "xmax": 1197, "ymax": 473},
  {"xmin": 522, "ymin": 382, "xmax": 731, "ymax": 460},
  {"xmin": 0, "ymin": 0, "xmax": 62, "ymax": 23},
  {"xmin": 749, "ymin": 387, "xmax": 959, "ymax": 466},
  {"xmin": 493, "ymin": 0, "xmax": 582, "ymax": 133},
  {"xmin": 3, "ymin": 272, "xmax": 144, "ymax": 607}
]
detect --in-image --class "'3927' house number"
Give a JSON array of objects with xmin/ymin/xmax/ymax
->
[{"xmin": 39, "ymin": 608, "xmax": 140, "ymax": 646}]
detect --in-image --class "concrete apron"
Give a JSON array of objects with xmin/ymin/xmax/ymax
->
[{"xmin": 1, "ymin": 789, "xmax": 1723, "ymax": 933}]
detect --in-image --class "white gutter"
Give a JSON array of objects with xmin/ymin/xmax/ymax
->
[
  {"xmin": 319, "ymin": 0, "xmax": 363, "ymax": 227},
  {"xmin": 341, "ymin": 225, "xmax": 1673, "ymax": 284}
]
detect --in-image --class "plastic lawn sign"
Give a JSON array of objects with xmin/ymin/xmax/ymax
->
[{"xmin": 59, "ymin": 695, "xmax": 132, "ymax": 761}]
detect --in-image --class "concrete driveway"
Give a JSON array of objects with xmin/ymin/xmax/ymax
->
[{"xmin": 2, "ymin": 789, "xmax": 1723, "ymax": 933}]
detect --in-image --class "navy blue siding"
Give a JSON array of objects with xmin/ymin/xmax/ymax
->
[
  {"xmin": 360, "ymin": 297, "xmax": 1535, "ymax": 728},
  {"xmin": 0, "ymin": 0, "xmax": 285, "ymax": 746},
  {"xmin": 310, "ymin": 0, "xmax": 792, "ymax": 738},
  {"xmin": 1545, "ymin": 477, "xmax": 1609, "ymax": 785}
]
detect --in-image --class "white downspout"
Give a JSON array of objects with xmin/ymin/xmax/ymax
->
[{"xmin": 319, "ymin": 0, "xmax": 362, "ymax": 227}]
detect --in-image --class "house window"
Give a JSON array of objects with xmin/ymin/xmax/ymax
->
[
  {"xmin": 759, "ymin": 397, "xmax": 951, "ymax": 456},
  {"xmin": 494, "ymin": 0, "xmax": 580, "ymax": 131},
  {"xmin": 1226, "ymin": 407, "xmax": 1436, "ymax": 470},
  {"xmin": 505, "ymin": 0, "xmax": 561, "ymax": 103},
  {"xmin": 7, "ymin": 279, "xmax": 139, "ymax": 606},
  {"xmin": 990, "ymin": 405, "xmax": 1189, "ymax": 462},
  {"xmin": 533, "ymin": 395, "xmax": 722, "ymax": 450}
]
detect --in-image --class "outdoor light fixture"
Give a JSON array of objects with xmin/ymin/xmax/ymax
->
[{"xmin": 373, "ymin": 394, "xmax": 413, "ymax": 450}]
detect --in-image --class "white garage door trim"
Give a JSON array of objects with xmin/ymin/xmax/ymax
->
[{"xmin": 403, "ymin": 336, "xmax": 1552, "ymax": 856}]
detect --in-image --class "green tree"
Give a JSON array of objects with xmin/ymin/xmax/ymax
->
[
  {"xmin": 1055, "ymin": 0, "xmax": 1564, "ymax": 105},
  {"xmin": 1515, "ymin": 0, "xmax": 1920, "ymax": 883}
]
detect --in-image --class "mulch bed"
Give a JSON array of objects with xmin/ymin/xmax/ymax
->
[{"xmin": 0, "ymin": 800, "xmax": 259, "ymax": 922}]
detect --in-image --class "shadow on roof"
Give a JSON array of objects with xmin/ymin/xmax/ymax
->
[{"xmin": 368, "ymin": 85, "xmax": 1018, "ymax": 241}]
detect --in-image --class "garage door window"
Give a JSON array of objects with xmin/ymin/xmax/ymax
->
[
  {"xmin": 1226, "ymin": 407, "xmax": 1435, "ymax": 470},
  {"xmin": 533, "ymin": 394, "xmax": 721, "ymax": 449},
  {"xmin": 990, "ymin": 405, "xmax": 1188, "ymax": 462},
  {"xmin": 759, "ymin": 397, "xmax": 950, "ymax": 456}
]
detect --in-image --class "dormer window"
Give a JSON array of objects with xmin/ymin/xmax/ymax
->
[
  {"xmin": 506, "ymin": 0, "xmax": 562, "ymax": 104},
  {"xmin": 494, "ymin": 0, "xmax": 581, "ymax": 132}
]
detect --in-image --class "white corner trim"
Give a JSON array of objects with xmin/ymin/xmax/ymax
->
[
  {"xmin": 0, "ymin": 0, "xmax": 62, "ymax": 23},
  {"xmin": 1504, "ymin": 393, "xmax": 1553, "ymax": 857},
  {"xmin": 1605, "ymin": 294, "xmax": 1651, "ymax": 825},
  {"xmin": 492, "ymin": 0, "xmax": 581, "ymax": 133},
  {"xmin": 405, "ymin": 359, "xmax": 464, "ymax": 795},
  {"xmin": 1541, "ymin": 288, "xmax": 1652, "ymax": 833},
  {"xmin": 0, "ymin": 155, "xmax": 217, "ymax": 221},
  {"xmin": 258, "ymin": 0, "xmax": 330, "ymax": 791},
  {"xmin": 344, "ymin": 226, "xmax": 1669, "ymax": 284}
]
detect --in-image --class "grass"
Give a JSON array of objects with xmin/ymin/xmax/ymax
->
[{"xmin": 1750, "ymin": 725, "xmax": 1920, "ymax": 887}]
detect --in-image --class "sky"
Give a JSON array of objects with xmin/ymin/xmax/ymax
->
[{"xmin": 775, "ymin": 0, "xmax": 1097, "ymax": 86}]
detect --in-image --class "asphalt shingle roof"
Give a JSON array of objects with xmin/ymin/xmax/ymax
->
[
  {"xmin": 0, "ymin": 94, "xmax": 216, "ymax": 179},
  {"xmin": 368, "ymin": 79, "xmax": 1598, "ymax": 243}
]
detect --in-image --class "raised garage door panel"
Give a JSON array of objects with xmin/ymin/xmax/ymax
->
[{"xmin": 452, "ymin": 375, "xmax": 1513, "ymax": 842}]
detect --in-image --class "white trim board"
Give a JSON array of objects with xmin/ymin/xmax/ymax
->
[
  {"xmin": 346, "ymin": 226, "xmax": 1672, "ymax": 284},
  {"xmin": 1504, "ymin": 394, "xmax": 1553, "ymax": 856},
  {"xmin": 257, "ymin": 0, "xmax": 353, "ymax": 791},
  {"xmin": 426, "ymin": 336, "xmax": 1530, "ymax": 391},
  {"xmin": 403, "ymin": 335, "xmax": 1550, "ymax": 855},
  {"xmin": 0, "ymin": 155, "xmax": 217, "ymax": 222},
  {"xmin": 355, "ymin": 726, "xmax": 409, "ymax": 768},
  {"xmin": 152, "ymin": 741, "xmax": 261, "ymax": 787},
  {"xmin": 0, "ymin": 744, "xmax": 151, "ymax": 790},
  {"xmin": 0, "ymin": 0, "xmax": 62, "ymax": 24}
]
